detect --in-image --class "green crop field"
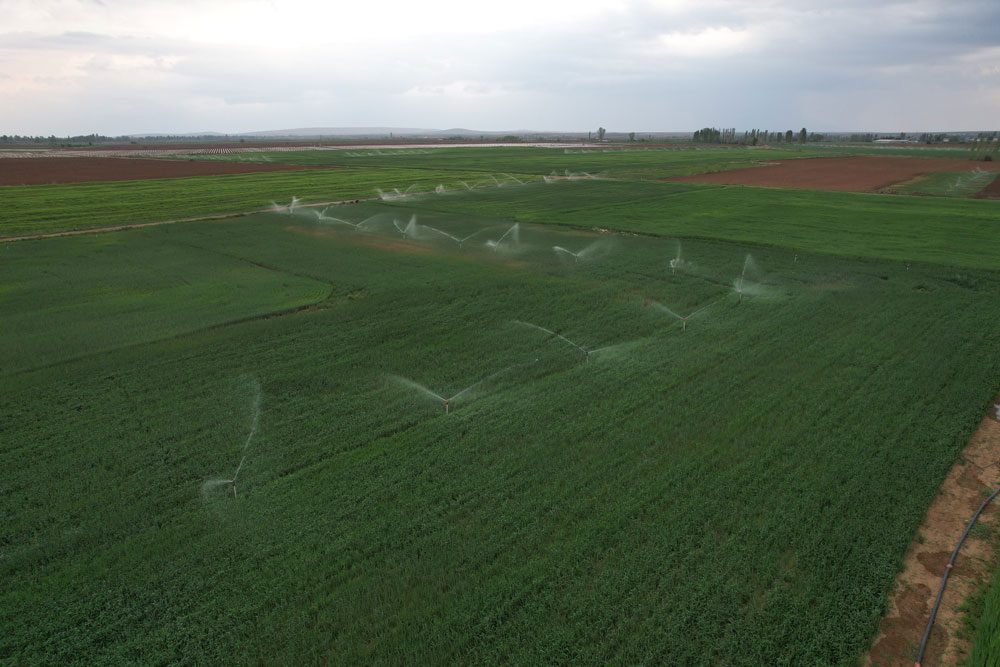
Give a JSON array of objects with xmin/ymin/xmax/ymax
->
[
  {"xmin": 0, "ymin": 166, "xmax": 493, "ymax": 238},
  {"xmin": 3, "ymin": 147, "xmax": 1000, "ymax": 664},
  {"xmin": 971, "ymin": 541, "xmax": 1000, "ymax": 666},
  {"xmin": 175, "ymin": 144, "xmax": 824, "ymax": 179},
  {"xmin": 391, "ymin": 179, "xmax": 1000, "ymax": 269},
  {"xmin": 891, "ymin": 170, "xmax": 998, "ymax": 197}
]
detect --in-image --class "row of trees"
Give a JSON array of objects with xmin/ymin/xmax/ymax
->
[
  {"xmin": 0, "ymin": 134, "xmax": 117, "ymax": 145},
  {"xmin": 691, "ymin": 127, "xmax": 818, "ymax": 145},
  {"xmin": 970, "ymin": 136, "xmax": 999, "ymax": 161}
]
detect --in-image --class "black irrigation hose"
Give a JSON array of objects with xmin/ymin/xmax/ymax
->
[{"xmin": 914, "ymin": 483, "xmax": 1000, "ymax": 667}]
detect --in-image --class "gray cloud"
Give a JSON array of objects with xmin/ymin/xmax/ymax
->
[{"xmin": 1, "ymin": 0, "xmax": 998, "ymax": 134}]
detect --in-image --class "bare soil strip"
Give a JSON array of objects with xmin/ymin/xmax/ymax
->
[
  {"xmin": 0, "ymin": 157, "xmax": 339, "ymax": 186},
  {"xmin": 667, "ymin": 156, "xmax": 1000, "ymax": 193},
  {"xmin": 866, "ymin": 394, "xmax": 1000, "ymax": 666}
]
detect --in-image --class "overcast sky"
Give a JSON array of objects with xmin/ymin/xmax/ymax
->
[{"xmin": 3, "ymin": 0, "xmax": 999, "ymax": 135}]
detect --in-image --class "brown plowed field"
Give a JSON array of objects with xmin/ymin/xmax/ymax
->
[
  {"xmin": 0, "ymin": 157, "xmax": 339, "ymax": 186},
  {"xmin": 668, "ymin": 156, "xmax": 1000, "ymax": 192}
]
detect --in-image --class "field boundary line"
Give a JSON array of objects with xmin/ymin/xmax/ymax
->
[
  {"xmin": 4, "ymin": 285, "xmax": 341, "ymax": 379},
  {"xmin": 0, "ymin": 175, "xmax": 570, "ymax": 243},
  {"xmin": 0, "ymin": 199, "xmax": 370, "ymax": 243}
]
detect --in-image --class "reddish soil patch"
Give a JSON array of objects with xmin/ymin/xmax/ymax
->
[
  {"xmin": 0, "ymin": 157, "xmax": 339, "ymax": 186},
  {"xmin": 973, "ymin": 172, "xmax": 1000, "ymax": 199},
  {"xmin": 285, "ymin": 225, "xmax": 441, "ymax": 256},
  {"xmin": 668, "ymin": 156, "xmax": 1000, "ymax": 193},
  {"xmin": 865, "ymin": 395, "xmax": 1000, "ymax": 667}
]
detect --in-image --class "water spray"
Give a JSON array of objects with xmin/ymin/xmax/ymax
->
[
  {"xmin": 423, "ymin": 225, "xmax": 499, "ymax": 248},
  {"xmin": 512, "ymin": 320, "xmax": 623, "ymax": 362},
  {"xmin": 203, "ymin": 376, "xmax": 261, "ymax": 502},
  {"xmin": 489, "ymin": 223, "xmax": 519, "ymax": 252},
  {"xmin": 650, "ymin": 301, "xmax": 716, "ymax": 331},
  {"xmin": 391, "ymin": 214, "xmax": 418, "ymax": 238},
  {"xmin": 735, "ymin": 254, "xmax": 754, "ymax": 304},
  {"xmin": 388, "ymin": 363, "xmax": 527, "ymax": 414},
  {"xmin": 422, "ymin": 225, "xmax": 460, "ymax": 243},
  {"xmin": 553, "ymin": 240, "xmax": 605, "ymax": 264},
  {"xmin": 269, "ymin": 196, "xmax": 299, "ymax": 214},
  {"xmin": 230, "ymin": 455, "xmax": 247, "ymax": 498},
  {"xmin": 553, "ymin": 246, "xmax": 581, "ymax": 263}
]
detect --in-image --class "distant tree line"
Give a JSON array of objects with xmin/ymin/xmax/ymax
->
[
  {"xmin": 691, "ymin": 127, "xmax": 822, "ymax": 145},
  {"xmin": 970, "ymin": 133, "xmax": 999, "ymax": 161},
  {"xmin": 0, "ymin": 133, "xmax": 273, "ymax": 146},
  {"xmin": 0, "ymin": 133, "xmax": 118, "ymax": 145}
]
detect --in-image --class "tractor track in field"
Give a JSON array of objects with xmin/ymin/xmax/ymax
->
[{"xmin": 866, "ymin": 392, "xmax": 1000, "ymax": 666}]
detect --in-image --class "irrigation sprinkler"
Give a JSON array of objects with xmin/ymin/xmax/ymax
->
[
  {"xmin": 269, "ymin": 196, "xmax": 300, "ymax": 214},
  {"xmin": 553, "ymin": 246, "xmax": 581, "ymax": 263},
  {"xmin": 553, "ymin": 240, "xmax": 605, "ymax": 264},
  {"xmin": 376, "ymin": 186, "xmax": 419, "ymax": 201},
  {"xmin": 489, "ymin": 223, "xmax": 520, "ymax": 252},
  {"xmin": 650, "ymin": 301, "xmax": 716, "ymax": 331},
  {"xmin": 424, "ymin": 225, "xmax": 500, "ymax": 248},
  {"xmin": 230, "ymin": 455, "xmax": 247, "ymax": 498},
  {"xmin": 391, "ymin": 215, "xmax": 418, "ymax": 238},
  {"xmin": 388, "ymin": 364, "xmax": 525, "ymax": 414},
  {"xmin": 734, "ymin": 254, "xmax": 757, "ymax": 304},
  {"xmin": 312, "ymin": 207, "xmax": 347, "ymax": 224},
  {"xmin": 202, "ymin": 377, "xmax": 261, "ymax": 502}
]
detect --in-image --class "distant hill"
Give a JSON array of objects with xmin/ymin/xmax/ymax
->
[
  {"xmin": 239, "ymin": 127, "xmax": 442, "ymax": 137},
  {"xmin": 127, "ymin": 127, "xmax": 588, "ymax": 139}
]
